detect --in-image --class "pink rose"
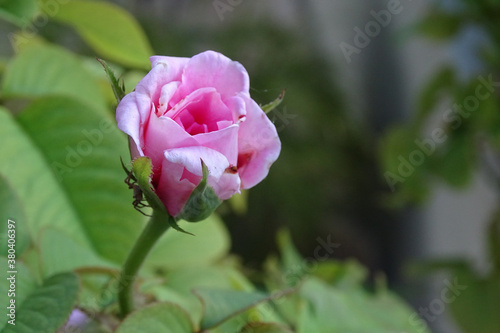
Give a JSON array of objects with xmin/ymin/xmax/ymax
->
[{"xmin": 116, "ymin": 50, "xmax": 280, "ymax": 218}]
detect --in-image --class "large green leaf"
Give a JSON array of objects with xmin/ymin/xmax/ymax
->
[
  {"xmin": 1, "ymin": 44, "xmax": 106, "ymax": 112},
  {"xmin": 0, "ymin": 0, "xmax": 37, "ymax": 27},
  {"xmin": 46, "ymin": 0, "xmax": 153, "ymax": 69},
  {"xmin": 17, "ymin": 97, "xmax": 144, "ymax": 263},
  {"xmin": 298, "ymin": 277, "xmax": 429, "ymax": 333},
  {"xmin": 295, "ymin": 300, "xmax": 323, "ymax": 333},
  {"xmin": 39, "ymin": 228, "xmax": 117, "ymax": 277},
  {"xmin": 1, "ymin": 272, "xmax": 79, "ymax": 333},
  {"xmin": 146, "ymin": 215, "xmax": 230, "ymax": 270},
  {"xmin": 0, "ymin": 107, "xmax": 89, "ymax": 247},
  {"xmin": 115, "ymin": 302, "xmax": 193, "ymax": 333},
  {"xmin": 145, "ymin": 263, "xmax": 273, "ymax": 329},
  {"xmin": 148, "ymin": 264, "xmax": 251, "ymax": 301},
  {"xmin": 0, "ymin": 173, "xmax": 30, "ymax": 257},
  {"xmin": 194, "ymin": 288, "xmax": 287, "ymax": 330},
  {"xmin": 0, "ymin": 98, "xmax": 144, "ymax": 265}
]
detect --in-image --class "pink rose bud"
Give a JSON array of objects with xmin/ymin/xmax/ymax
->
[{"xmin": 116, "ymin": 51, "xmax": 281, "ymax": 219}]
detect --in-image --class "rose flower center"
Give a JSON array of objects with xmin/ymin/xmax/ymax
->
[{"xmin": 165, "ymin": 90, "xmax": 233, "ymax": 136}]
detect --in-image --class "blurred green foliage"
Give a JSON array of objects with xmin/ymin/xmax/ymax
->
[
  {"xmin": 380, "ymin": 0, "xmax": 500, "ymax": 206},
  {"xmin": 379, "ymin": 0, "xmax": 500, "ymax": 332}
]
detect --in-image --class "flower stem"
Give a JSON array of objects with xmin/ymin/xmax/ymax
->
[{"xmin": 118, "ymin": 210, "xmax": 170, "ymax": 317}]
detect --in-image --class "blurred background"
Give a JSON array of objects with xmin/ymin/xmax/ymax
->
[{"xmin": 2, "ymin": 0, "xmax": 499, "ymax": 332}]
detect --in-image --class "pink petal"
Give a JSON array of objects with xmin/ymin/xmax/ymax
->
[
  {"xmin": 164, "ymin": 146, "xmax": 228, "ymax": 179},
  {"xmin": 156, "ymin": 160, "xmax": 195, "ymax": 217},
  {"xmin": 224, "ymin": 94, "xmax": 247, "ymax": 123},
  {"xmin": 164, "ymin": 88, "xmax": 233, "ymax": 135},
  {"xmin": 158, "ymin": 81, "xmax": 180, "ymax": 115},
  {"xmin": 144, "ymin": 113, "xmax": 198, "ymax": 178},
  {"xmin": 150, "ymin": 55, "xmax": 189, "ymax": 81},
  {"xmin": 157, "ymin": 146, "xmax": 240, "ymax": 216},
  {"xmin": 194, "ymin": 124, "xmax": 239, "ymax": 166},
  {"xmin": 116, "ymin": 92, "xmax": 148, "ymax": 156},
  {"xmin": 135, "ymin": 62, "xmax": 182, "ymax": 110},
  {"xmin": 164, "ymin": 87, "xmax": 216, "ymax": 120},
  {"xmin": 213, "ymin": 172, "xmax": 241, "ymax": 200},
  {"xmin": 171, "ymin": 50, "xmax": 250, "ymax": 105},
  {"xmin": 237, "ymin": 97, "xmax": 281, "ymax": 189}
]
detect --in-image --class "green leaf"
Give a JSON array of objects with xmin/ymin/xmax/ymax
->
[
  {"xmin": 0, "ymin": 173, "xmax": 30, "ymax": 257},
  {"xmin": 296, "ymin": 300, "xmax": 323, "ymax": 333},
  {"xmin": 145, "ymin": 264, "xmax": 260, "ymax": 326},
  {"xmin": 276, "ymin": 229, "xmax": 307, "ymax": 284},
  {"xmin": 0, "ymin": 98, "xmax": 143, "ymax": 265},
  {"xmin": 39, "ymin": 228, "xmax": 117, "ymax": 277},
  {"xmin": 1, "ymin": 44, "xmax": 106, "ymax": 112},
  {"xmin": 194, "ymin": 288, "xmax": 292, "ymax": 330},
  {"xmin": 0, "ymin": 106, "xmax": 88, "ymax": 248},
  {"xmin": 311, "ymin": 260, "xmax": 368, "ymax": 289},
  {"xmin": 46, "ymin": 0, "xmax": 153, "ymax": 69},
  {"xmin": 261, "ymin": 90, "xmax": 286, "ymax": 114},
  {"xmin": 115, "ymin": 302, "xmax": 193, "ymax": 333},
  {"xmin": 146, "ymin": 215, "xmax": 230, "ymax": 270},
  {"xmin": 239, "ymin": 322, "xmax": 294, "ymax": 333},
  {"xmin": 1, "ymin": 272, "xmax": 79, "ymax": 333},
  {"xmin": 0, "ymin": 0, "xmax": 37, "ymax": 27},
  {"xmin": 178, "ymin": 160, "xmax": 222, "ymax": 222},
  {"xmin": 298, "ymin": 277, "xmax": 430, "ymax": 333}
]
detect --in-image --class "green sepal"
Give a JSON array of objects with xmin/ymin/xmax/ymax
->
[
  {"xmin": 129, "ymin": 156, "xmax": 192, "ymax": 235},
  {"xmin": 177, "ymin": 160, "xmax": 222, "ymax": 222},
  {"xmin": 97, "ymin": 58, "xmax": 126, "ymax": 103},
  {"xmin": 261, "ymin": 90, "xmax": 286, "ymax": 114}
]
